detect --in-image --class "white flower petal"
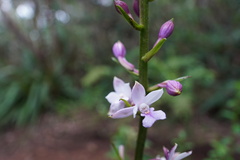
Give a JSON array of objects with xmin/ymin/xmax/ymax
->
[
  {"xmin": 141, "ymin": 114, "xmax": 156, "ymax": 128},
  {"xmin": 169, "ymin": 143, "xmax": 178, "ymax": 160},
  {"xmin": 133, "ymin": 105, "xmax": 138, "ymax": 118},
  {"xmin": 174, "ymin": 151, "xmax": 192, "ymax": 160},
  {"xmin": 113, "ymin": 77, "xmax": 131, "ymax": 99},
  {"xmin": 151, "ymin": 109, "xmax": 166, "ymax": 120},
  {"xmin": 105, "ymin": 92, "xmax": 120, "ymax": 103},
  {"xmin": 110, "ymin": 107, "xmax": 134, "ymax": 119},
  {"xmin": 144, "ymin": 89, "xmax": 163, "ymax": 105},
  {"xmin": 108, "ymin": 102, "xmax": 125, "ymax": 116},
  {"xmin": 113, "ymin": 77, "xmax": 125, "ymax": 93},
  {"xmin": 131, "ymin": 81, "xmax": 145, "ymax": 104}
]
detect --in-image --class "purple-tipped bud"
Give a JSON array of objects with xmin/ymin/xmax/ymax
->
[
  {"xmin": 159, "ymin": 19, "xmax": 174, "ymax": 38},
  {"xmin": 165, "ymin": 80, "xmax": 182, "ymax": 96},
  {"xmin": 112, "ymin": 41, "xmax": 126, "ymax": 58},
  {"xmin": 112, "ymin": 41, "xmax": 135, "ymax": 71},
  {"xmin": 133, "ymin": 0, "xmax": 139, "ymax": 17},
  {"xmin": 114, "ymin": 0, "xmax": 130, "ymax": 15}
]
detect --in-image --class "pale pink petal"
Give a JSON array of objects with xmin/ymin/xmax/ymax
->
[
  {"xmin": 141, "ymin": 114, "xmax": 156, "ymax": 128},
  {"xmin": 144, "ymin": 89, "xmax": 163, "ymax": 105},
  {"xmin": 110, "ymin": 107, "xmax": 134, "ymax": 119},
  {"xmin": 150, "ymin": 109, "xmax": 166, "ymax": 120},
  {"xmin": 113, "ymin": 77, "xmax": 131, "ymax": 98},
  {"xmin": 118, "ymin": 145, "xmax": 125, "ymax": 159},
  {"xmin": 168, "ymin": 143, "xmax": 178, "ymax": 160},
  {"xmin": 131, "ymin": 81, "xmax": 145, "ymax": 104},
  {"xmin": 133, "ymin": 105, "xmax": 138, "ymax": 118},
  {"xmin": 105, "ymin": 92, "xmax": 120, "ymax": 103},
  {"xmin": 174, "ymin": 151, "xmax": 192, "ymax": 160},
  {"xmin": 141, "ymin": 108, "xmax": 166, "ymax": 128},
  {"xmin": 108, "ymin": 102, "xmax": 125, "ymax": 116}
]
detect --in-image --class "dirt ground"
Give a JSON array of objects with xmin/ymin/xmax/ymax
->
[{"xmin": 0, "ymin": 109, "xmax": 235, "ymax": 160}]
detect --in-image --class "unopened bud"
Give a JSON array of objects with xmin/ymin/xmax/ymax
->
[
  {"xmin": 133, "ymin": 0, "xmax": 139, "ymax": 17},
  {"xmin": 115, "ymin": 0, "xmax": 130, "ymax": 15},
  {"xmin": 165, "ymin": 80, "xmax": 182, "ymax": 96},
  {"xmin": 112, "ymin": 41, "xmax": 126, "ymax": 58},
  {"xmin": 112, "ymin": 41, "xmax": 135, "ymax": 71},
  {"xmin": 158, "ymin": 19, "xmax": 174, "ymax": 38}
]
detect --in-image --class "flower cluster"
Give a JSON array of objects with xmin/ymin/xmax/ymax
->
[
  {"xmin": 107, "ymin": 0, "xmax": 192, "ymax": 159},
  {"xmin": 106, "ymin": 77, "xmax": 166, "ymax": 128}
]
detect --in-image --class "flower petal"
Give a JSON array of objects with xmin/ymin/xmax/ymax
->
[
  {"xmin": 163, "ymin": 147, "xmax": 170, "ymax": 159},
  {"xmin": 144, "ymin": 89, "xmax": 163, "ymax": 105},
  {"xmin": 141, "ymin": 114, "xmax": 156, "ymax": 128},
  {"xmin": 131, "ymin": 81, "xmax": 145, "ymax": 104},
  {"xmin": 133, "ymin": 105, "xmax": 138, "ymax": 118},
  {"xmin": 168, "ymin": 143, "xmax": 178, "ymax": 160},
  {"xmin": 110, "ymin": 107, "xmax": 134, "ymax": 119},
  {"xmin": 105, "ymin": 92, "xmax": 120, "ymax": 103},
  {"xmin": 150, "ymin": 108, "xmax": 166, "ymax": 120},
  {"xmin": 113, "ymin": 77, "xmax": 131, "ymax": 98},
  {"xmin": 174, "ymin": 151, "xmax": 192, "ymax": 160},
  {"xmin": 108, "ymin": 102, "xmax": 125, "ymax": 116}
]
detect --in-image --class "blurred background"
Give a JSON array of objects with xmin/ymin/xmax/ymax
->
[{"xmin": 0, "ymin": 0, "xmax": 239, "ymax": 160}]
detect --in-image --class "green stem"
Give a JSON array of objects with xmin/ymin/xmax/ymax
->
[{"xmin": 134, "ymin": 0, "xmax": 149, "ymax": 160}]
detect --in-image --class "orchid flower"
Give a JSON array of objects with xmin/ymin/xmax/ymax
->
[
  {"xmin": 150, "ymin": 144, "xmax": 192, "ymax": 160},
  {"xmin": 105, "ymin": 77, "xmax": 133, "ymax": 118},
  {"xmin": 131, "ymin": 82, "xmax": 166, "ymax": 128},
  {"xmin": 163, "ymin": 144, "xmax": 192, "ymax": 160}
]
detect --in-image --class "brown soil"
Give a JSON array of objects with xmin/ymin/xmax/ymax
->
[{"xmin": 0, "ymin": 109, "xmax": 235, "ymax": 160}]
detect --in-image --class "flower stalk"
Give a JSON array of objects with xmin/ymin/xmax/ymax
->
[
  {"xmin": 135, "ymin": 0, "xmax": 149, "ymax": 159},
  {"xmin": 115, "ymin": 5, "xmax": 143, "ymax": 31}
]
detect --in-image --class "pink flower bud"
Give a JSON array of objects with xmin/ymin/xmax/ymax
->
[
  {"xmin": 112, "ymin": 41, "xmax": 126, "ymax": 58},
  {"xmin": 112, "ymin": 41, "xmax": 135, "ymax": 71},
  {"xmin": 165, "ymin": 80, "xmax": 182, "ymax": 96},
  {"xmin": 114, "ymin": 0, "xmax": 130, "ymax": 15},
  {"xmin": 133, "ymin": 0, "xmax": 139, "ymax": 17},
  {"xmin": 158, "ymin": 19, "xmax": 174, "ymax": 38}
]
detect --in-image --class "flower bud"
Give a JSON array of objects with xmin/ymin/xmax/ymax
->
[
  {"xmin": 114, "ymin": 0, "xmax": 130, "ymax": 15},
  {"xmin": 158, "ymin": 19, "xmax": 174, "ymax": 38},
  {"xmin": 133, "ymin": 0, "xmax": 139, "ymax": 17},
  {"xmin": 112, "ymin": 41, "xmax": 135, "ymax": 71},
  {"xmin": 112, "ymin": 41, "xmax": 126, "ymax": 58},
  {"xmin": 165, "ymin": 80, "xmax": 182, "ymax": 96}
]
